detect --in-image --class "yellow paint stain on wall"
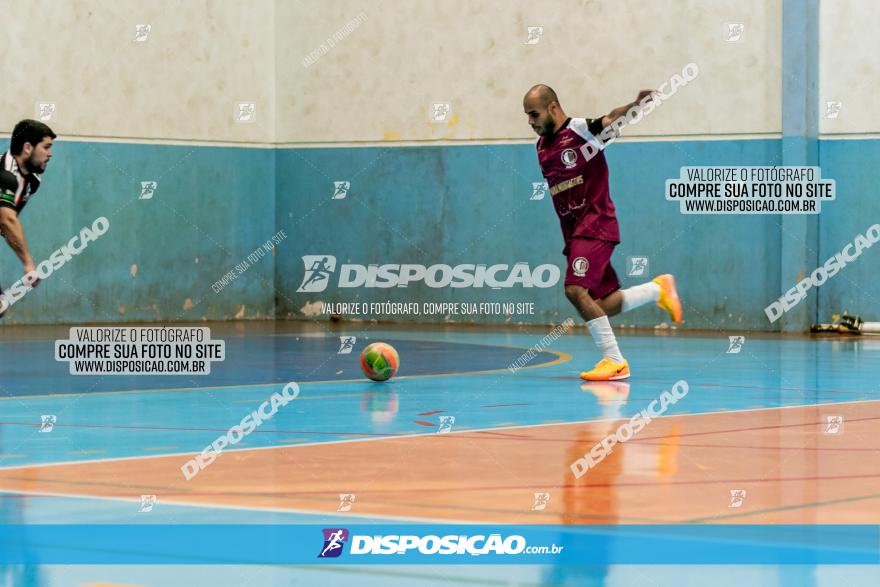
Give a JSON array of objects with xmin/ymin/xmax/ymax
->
[
  {"xmin": 382, "ymin": 130, "xmax": 401, "ymax": 140},
  {"xmin": 447, "ymin": 112, "xmax": 460, "ymax": 128}
]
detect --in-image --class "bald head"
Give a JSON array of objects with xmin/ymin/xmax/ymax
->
[
  {"xmin": 523, "ymin": 84, "xmax": 567, "ymax": 137},
  {"xmin": 524, "ymin": 84, "xmax": 559, "ymax": 109}
]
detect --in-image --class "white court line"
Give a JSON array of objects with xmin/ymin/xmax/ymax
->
[
  {"xmin": 0, "ymin": 396, "xmax": 877, "ymax": 473},
  {"xmin": 0, "ymin": 487, "xmax": 484, "ymax": 525}
]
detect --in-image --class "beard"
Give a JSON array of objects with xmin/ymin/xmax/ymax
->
[
  {"xmin": 532, "ymin": 119, "xmax": 555, "ymax": 137},
  {"xmin": 24, "ymin": 156, "xmax": 47, "ymax": 174}
]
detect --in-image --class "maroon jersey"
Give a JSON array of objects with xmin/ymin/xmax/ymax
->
[{"xmin": 536, "ymin": 117, "xmax": 620, "ymax": 246}]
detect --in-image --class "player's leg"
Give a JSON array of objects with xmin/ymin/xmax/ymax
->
[
  {"xmin": 596, "ymin": 275, "xmax": 683, "ymax": 323},
  {"xmin": 563, "ymin": 238, "xmax": 629, "ymax": 381},
  {"xmin": 564, "ymin": 284, "xmax": 628, "ymax": 380}
]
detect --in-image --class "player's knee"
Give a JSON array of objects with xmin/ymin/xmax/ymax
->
[{"xmin": 564, "ymin": 284, "xmax": 590, "ymax": 304}]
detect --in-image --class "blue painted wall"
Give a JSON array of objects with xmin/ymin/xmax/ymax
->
[
  {"xmin": 0, "ymin": 141, "xmax": 276, "ymax": 324},
  {"xmin": 277, "ymin": 139, "xmax": 790, "ymax": 330},
  {"xmin": 816, "ymin": 139, "xmax": 880, "ymax": 320},
  {"xmin": 2, "ymin": 138, "xmax": 872, "ymax": 330}
]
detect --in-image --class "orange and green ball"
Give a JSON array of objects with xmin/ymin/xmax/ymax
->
[{"xmin": 359, "ymin": 342, "xmax": 400, "ymax": 382}]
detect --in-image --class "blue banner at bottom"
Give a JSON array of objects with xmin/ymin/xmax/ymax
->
[{"xmin": 0, "ymin": 525, "xmax": 877, "ymax": 564}]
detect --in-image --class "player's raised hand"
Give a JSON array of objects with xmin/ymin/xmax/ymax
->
[{"xmin": 635, "ymin": 89, "xmax": 657, "ymax": 105}]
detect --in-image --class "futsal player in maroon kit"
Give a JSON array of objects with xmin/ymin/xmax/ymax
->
[{"xmin": 524, "ymin": 85, "xmax": 681, "ymax": 380}]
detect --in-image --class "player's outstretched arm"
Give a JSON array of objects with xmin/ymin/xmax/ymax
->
[
  {"xmin": 601, "ymin": 89, "xmax": 657, "ymax": 129},
  {"xmin": 0, "ymin": 206, "xmax": 38, "ymax": 285}
]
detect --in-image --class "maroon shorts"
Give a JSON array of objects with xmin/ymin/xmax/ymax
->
[{"xmin": 564, "ymin": 237, "xmax": 620, "ymax": 299}]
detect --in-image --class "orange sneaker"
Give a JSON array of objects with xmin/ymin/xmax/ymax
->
[
  {"xmin": 653, "ymin": 274, "xmax": 682, "ymax": 323},
  {"xmin": 580, "ymin": 357, "xmax": 630, "ymax": 381}
]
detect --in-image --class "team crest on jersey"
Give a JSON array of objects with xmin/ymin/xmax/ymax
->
[
  {"xmin": 572, "ymin": 257, "xmax": 589, "ymax": 277},
  {"xmin": 561, "ymin": 148, "xmax": 578, "ymax": 168}
]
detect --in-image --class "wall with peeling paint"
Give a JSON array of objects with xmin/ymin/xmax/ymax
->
[
  {"xmin": 0, "ymin": 0, "xmax": 277, "ymax": 324},
  {"xmin": 1, "ymin": 1, "xmax": 877, "ymax": 329},
  {"xmin": 0, "ymin": 143, "xmax": 276, "ymax": 323},
  {"xmin": 813, "ymin": 1, "xmax": 880, "ymax": 319},
  {"xmin": 282, "ymin": 0, "xmax": 781, "ymax": 143},
  {"xmin": 0, "ymin": 0, "xmax": 275, "ymax": 143},
  {"xmin": 276, "ymin": 0, "xmax": 787, "ymax": 329},
  {"xmin": 819, "ymin": 1, "xmax": 880, "ymax": 135}
]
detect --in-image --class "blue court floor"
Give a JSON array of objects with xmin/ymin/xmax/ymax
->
[{"xmin": 0, "ymin": 321, "xmax": 878, "ymax": 586}]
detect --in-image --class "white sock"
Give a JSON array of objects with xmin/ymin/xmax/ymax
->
[
  {"xmin": 620, "ymin": 282, "xmax": 661, "ymax": 313},
  {"xmin": 586, "ymin": 316, "xmax": 625, "ymax": 363}
]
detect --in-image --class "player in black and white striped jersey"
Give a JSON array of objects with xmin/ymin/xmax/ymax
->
[{"xmin": 0, "ymin": 119, "xmax": 55, "ymax": 316}]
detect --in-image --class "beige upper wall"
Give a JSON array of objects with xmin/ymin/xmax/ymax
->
[
  {"xmin": 0, "ymin": 0, "xmax": 274, "ymax": 143},
  {"xmin": 282, "ymin": 0, "xmax": 782, "ymax": 144},
  {"xmin": 0, "ymin": 0, "xmax": 788, "ymax": 145},
  {"xmin": 820, "ymin": 0, "xmax": 880, "ymax": 135}
]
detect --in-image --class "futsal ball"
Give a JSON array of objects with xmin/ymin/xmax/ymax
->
[{"xmin": 359, "ymin": 342, "xmax": 400, "ymax": 382}]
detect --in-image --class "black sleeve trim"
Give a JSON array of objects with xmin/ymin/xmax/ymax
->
[{"xmin": 587, "ymin": 117, "xmax": 605, "ymax": 136}]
